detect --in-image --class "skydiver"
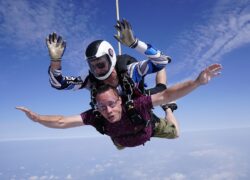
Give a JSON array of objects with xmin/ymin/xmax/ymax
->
[{"xmin": 17, "ymin": 64, "xmax": 222, "ymax": 149}]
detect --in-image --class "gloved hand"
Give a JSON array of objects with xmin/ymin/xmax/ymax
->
[
  {"xmin": 46, "ymin": 32, "xmax": 66, "ymax": 61},
  {"xmin": 114, "ymin": 19, "xmax": 138, "ymax": 48},
  {"xmin": 157, "ymin": 53, "xmax": 172, "ymax": 64}
]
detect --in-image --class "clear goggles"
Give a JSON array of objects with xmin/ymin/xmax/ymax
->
[
  {"xmin": 96, "ymin": 98, "xmax": 119, "ymax": 111},
  {"xmin": 87, "ymin": 54, "xmax": 112, "ymax": 79}
]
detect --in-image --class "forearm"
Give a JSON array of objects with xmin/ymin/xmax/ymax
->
[
  {"xmin": 50, "ymin": 61, "xmax": 61, "ymax": 71},
  {"xmin": 165, "ymin": 80, "xmax": 199, "ymax": 102},
  {"xmin": 152, "ymin": 79, "xmax": 200, "ymax": 106},
  {"xmin": 49, "ymin": 66, "xmax": 87, "ymax": 90},
  {"xmin": 134, "ymin": 40, "xmax": 161, "ymax": 59},
  {"xmin": 134, "ymin": 40, "xmax": 171, "ymax": 65},
  {"xmin": 35, "ymin": 114, "xmax": 67, "ymax": 129},
  {"xmin": 152, "ymin": 64, "xmax": 222, "ymax": 107}
]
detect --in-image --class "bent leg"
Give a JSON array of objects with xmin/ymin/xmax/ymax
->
[
  {"xmin": 155, "ymin": 68, "xmax": 180, "ymax": 137},
  {"xmin": 153, "ymin": 117, "xmax": 179, "ymax": 139}
]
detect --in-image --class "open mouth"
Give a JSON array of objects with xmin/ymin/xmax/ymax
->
[{"xmin": 108, "ymin": 115, "xmax": 115, "ymax": 122}]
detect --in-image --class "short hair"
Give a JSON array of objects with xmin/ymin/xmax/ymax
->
[{"xmin": 95, "ymin": 84, "xmax": 119, "ymax": 98}]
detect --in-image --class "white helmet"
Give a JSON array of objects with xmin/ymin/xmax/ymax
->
[{"xmin": 85, "ymin": 40, "xmax": 117, "ymax": 80}]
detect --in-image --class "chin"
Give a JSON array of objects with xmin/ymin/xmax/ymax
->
[{"xmin": 108, "ymin": 117, "xmax": 119, "ymax": 123}]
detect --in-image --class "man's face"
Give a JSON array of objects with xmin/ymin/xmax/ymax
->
[
  {"xmin": 96, "ymin": 89, "xmax": 122, "ymax": 123},
  {"xmin": 88, "ymin": 55, "xmax": 111, "ymax": 78}
]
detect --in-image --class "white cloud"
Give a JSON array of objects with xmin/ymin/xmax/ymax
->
[
  {"xmin": 65, "ymin": 174, "xmax": 72, "ymax": 179},
  {"xmin": 0, "ymin": 0, "xmax": 99, "ymax": 47},
  {"xmin": 40, "ymin": 176, "xmax": 48, "ymax": 180},
  {"xmin": 131, "ymin": 170, "xmax": 147, "ymax": 179},
  {"xmin": 48, "ymin": 175, "xmax": 59, "ymax": 179},
  {"xmin": 0, "ymin": 0, "xmax": 102, "ymax": 71},
  {"xmin": 164, "ymin": 173, "xmax": 187, "ymax": 180},
  {"xmin": 28, "ymin": 175, "xmax": 61, "ymax": 180},
  {"xmin": 29, "ymin": 176, "xmax": 38, "ymax": 180},
  {"xmin": 205, "ymin": 171, "xmax": 238, "ymax": 180},
  {"xmin": 171, "ymin": 0, "xmax": 250, "ymax": 79},
  {"xmin": 88, "ymin": 164, "xmax": 105, "ymax": 175},
  {"xmin": 189, "ymin": 146, "xmax": 237, "ymax": 160},
  {"xmin": 189, "ymin": 148, "xmax": 225, "ymax": 157},
  {"xmin": 186, "ymin": 143, "xmax": 248, "ymax": 180},
  {"xmin": 19, "ymin": 166, "xmax": 25, "ymax": 170}
]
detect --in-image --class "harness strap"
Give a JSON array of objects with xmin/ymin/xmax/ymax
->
[
  {"xmin": 125, "ymin": 100, "xmax": 146, "ymax": 126},
  {"xmin": 120, "ymin": 73, "xmax": 151, "ymax": 126},
  {"xmin": 90, "ymin": 84, "xmax": 106, "ymax": 135},
  {"xmin": 92, "ymin": 110, "xmax": 105, "ymax": 135}
]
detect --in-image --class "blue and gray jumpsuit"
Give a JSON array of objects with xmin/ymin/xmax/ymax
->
[{"xmin": 49, "ymin": 40, "xmax": 171, "ymax": 92}]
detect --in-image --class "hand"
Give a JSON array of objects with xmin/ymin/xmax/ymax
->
[
  {"xmin": 154, "ymin": 53, "xmax": 172, "ymax": 64},
  {"xmin": 114, "ymin": 19, "xmax": 137, "ymax": 47},
  {"xmin": 46, "ymin": 32, "xmax": 66, "ymax": 61},
  {"xmin": 196, "ymin": 64, "xmax": 222, "ymax": 85},
  {"xmin": 16, "ymin": 106, "xmax": 39, "ymax": 122}
]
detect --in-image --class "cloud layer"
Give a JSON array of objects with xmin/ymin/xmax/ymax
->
[
  {"xmin": 2, "ymin": 129, "xmax": 249, "ymax": 180},
  {"xmin": 171, "ymin": 0, "xmax": 250, "ymax": 78}
]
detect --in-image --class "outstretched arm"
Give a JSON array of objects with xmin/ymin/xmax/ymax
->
[
  {"xmin": 16, "ymin": 106, "xmax": 84, "ymax": 129},
  {"xmin": 46, "ymin": 32, "xmax": 89, "ymax": 90},
  {"xmin": 151, "ymin": 64, "xmax": 222, "ymax": 106}
]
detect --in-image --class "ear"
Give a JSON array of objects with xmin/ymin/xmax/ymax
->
[{"xmin": 118, "ymin": 97, "xmax": 122, "ymax": 105}]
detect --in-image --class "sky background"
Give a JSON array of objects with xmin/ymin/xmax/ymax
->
[
  {"xmin": 1, "ymin": 128, "xmax": 250, "ymax": 179},
  {"xmin": 0, "ymin": 0, "xmax": 250, "ymax": 140}
]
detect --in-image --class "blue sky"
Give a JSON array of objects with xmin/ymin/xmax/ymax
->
[{"xmin": 1, "ymin": 0, "xmax": 250, "ymax": 140}]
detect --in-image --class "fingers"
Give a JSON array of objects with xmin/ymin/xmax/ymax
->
[
  {"xmin": 16, "ymin": 106, "xmax": 29, "ymax": 113},
  {"xmin": 56, "ymin": 35, "xmax": 66, "ymax": 48},
  {"xmin": 115, "ymin": 19, "xmax": 128, "ymax": 32},
  {"xmin": 52, "ymin": 32, "xmax": 57, "ymax": 43},
  {"xmin": 16, "ymin": 106, "xmax": 38, "ymax": 122},
  {"xmin": 61, "ymin": 40, "xmax": 66, "ymax": 49},
  {"xmin": 57, "ymin": 35, "xmax": 63, "ymax": 44},
  {"xmin": 207, "ymin": 63, "xmax": 222, "ymax": 71},
  {"xmin": 45, "ymin": 37, "xmax": 50, "ymax": 47},
  {"xmin": 48, "ymin": 34, "xmax": 52, "ymax": 44},
  {"xmin": 207, "ymin": 64, "xmax": 222, "ymax": 77},
  {"xmin": 123, "ymin": 19, "xmax": 132, "ymax": 30},
  {"xmin": 114, "ymin": 35, "xmax": 122, "ymax": 43},
  {"xmin": 119, "ymin": 19, "xmax": 126, "ymax": 30},
  {"xmin": 46, "ymin": 32, "xmax": 65, "ymax": 46},
  {"xmin": 114, "ymin": 23, "xmax": 123, "ymax": 39},
  {"xmin": 114, "ymin": 23, "xmax": 121, "ymax": 32},
  {"xmin": 114, "ymin": 34, "xmax": 119, "ymax": 41}
]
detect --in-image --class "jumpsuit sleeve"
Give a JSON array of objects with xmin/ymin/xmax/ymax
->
[
  {"xmin": 127, "ymin": 39, "xmax": 171, "ymax": 83},
  {"xmin": 48, "ymin": 66, "xmax": 90, "ymax": 90}
]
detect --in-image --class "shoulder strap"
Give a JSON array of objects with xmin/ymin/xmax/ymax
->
[
  {"xmin": 89, "ymin": 78, "xmax": 106, "ymax": 135},
  {"xmin": 92, "ymin": 110, "xmax": 106, "ymax": 135},
  {"xmin": 116, "ymin": 54, "xmax": 137, "ymax": 73}
]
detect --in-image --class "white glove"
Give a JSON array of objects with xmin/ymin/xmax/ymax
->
[
  {"xmin": 46, "ymin": 32, "xmax": 66, "ymax": 61},
  {"xmin": 114, "ymin": 19, "xmax": 138, "ymax": 48}
]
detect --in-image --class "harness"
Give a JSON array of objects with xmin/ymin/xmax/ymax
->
[
  {"xmin": 89, "ymin": 54, "xmax": 153, "ymax": 135},
  {"xmin": 120, "ymin": 72, "xmax": 148, "ymax": 126}
]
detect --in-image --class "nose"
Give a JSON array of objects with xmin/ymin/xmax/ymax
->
[
  {"xmin": 94, "ymin": 68, "xmax": 102, "ymax": 75},
  {"xmin": 106, "ymin": 106, "xmax": 113, "ymax": 113}
]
